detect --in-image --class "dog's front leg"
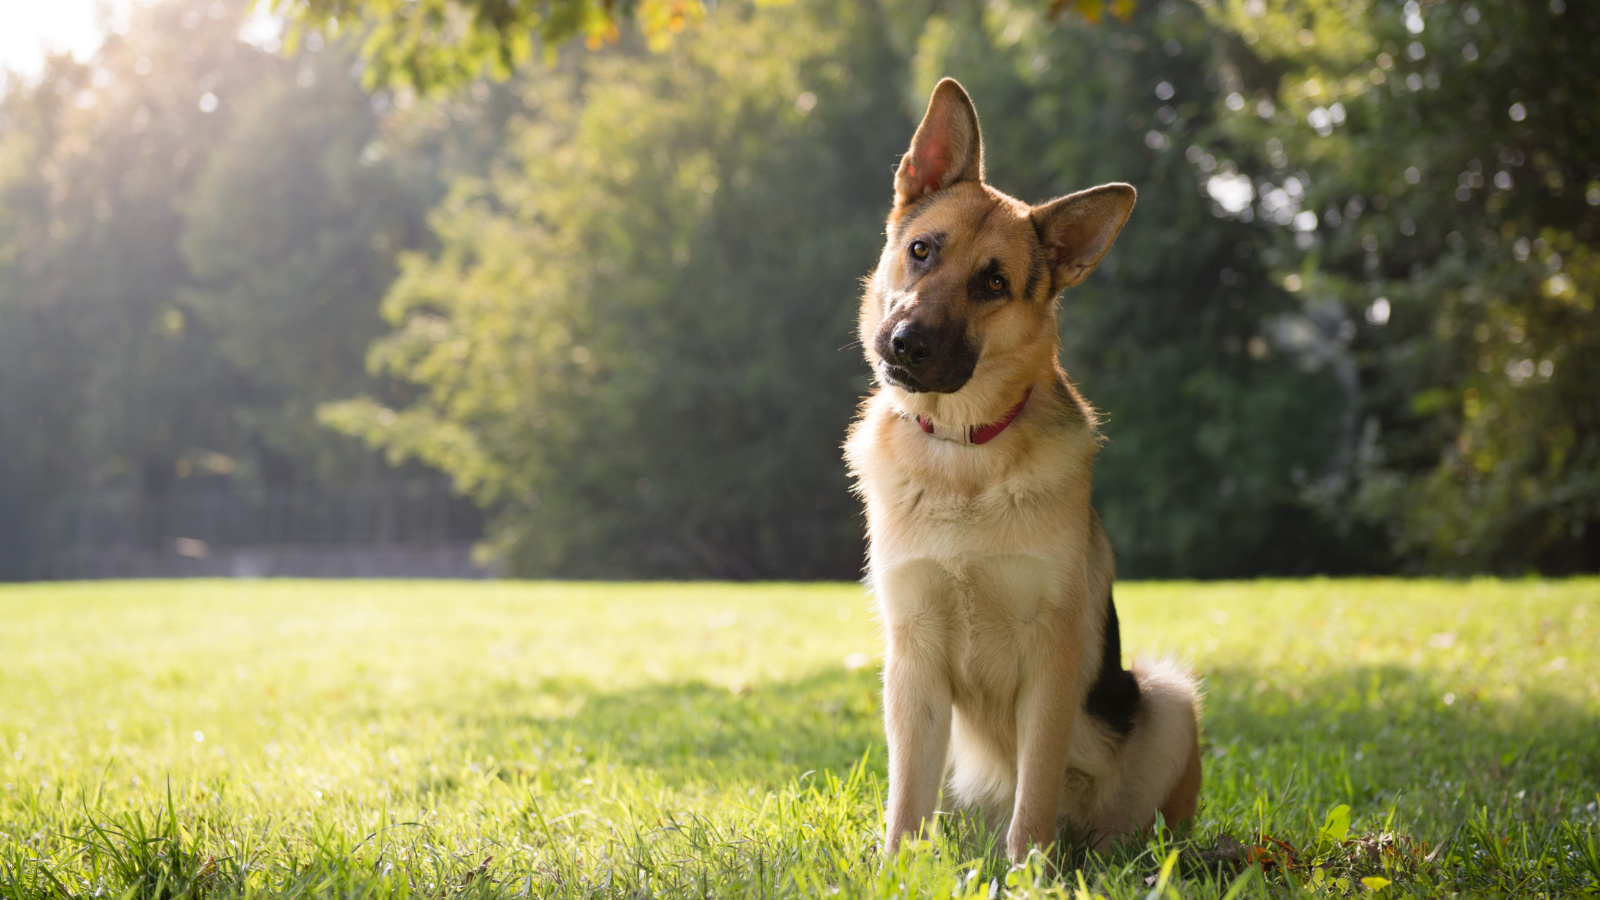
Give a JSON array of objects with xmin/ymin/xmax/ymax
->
[
  {"xmin": 1006, "ymin": 610, "xmax": 1080, "ymax": 862},
  {"xmin": 882, "ymin": 619, "xmax": 952, "ymax": 854}
]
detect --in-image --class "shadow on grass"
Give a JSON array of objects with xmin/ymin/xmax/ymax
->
[
  {"xmin": 1201, "ymin": 662, "xmax": 1600, "ymax": 824},
  {"xmin": 446, "ymin": 661, "xmax": 1598, "ymax": 893},
  {"xmin": 464, "ymin": 667, "xmax": 888, "ymax": 788},
  {"xmin": 455, "ymin": 659, "xmax": 1597, "ymax": 822}
]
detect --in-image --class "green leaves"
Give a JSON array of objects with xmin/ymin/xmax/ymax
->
[{"xmin": 275, "ymin": 0, "xmax": 1132, "ymax": 92}]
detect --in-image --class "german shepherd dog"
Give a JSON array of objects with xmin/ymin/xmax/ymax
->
[{"xmin": 845, "ymin": 79, "xmax": 1202, "ymax": 862}]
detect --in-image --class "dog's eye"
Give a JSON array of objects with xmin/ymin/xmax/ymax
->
[
  {"xmin": 986, "ymin": 274, "xmax": 1007, "ymax": 294},
  {"xmin": 909, "ymin": 240, "xmax": 930, "ymax": 260}
]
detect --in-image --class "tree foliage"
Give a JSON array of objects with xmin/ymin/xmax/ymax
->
[
  {"xmin": 272, "ymin": 0, "xmax": 1133, "ymax": 91},
  {"xmin": 274, "ymin": 0, "xmax": 627, "ymax": 91},
  {"xmin": 0, "ymin": 0, "xmax": 272, "ymax": 575},
  {"xmin": 907, "ymin": 1, "xmax": 1355, "ymax": 576},
  {"xmin": 178, "ymin": 39, "xmax": 431, "ymax": 483},
  {"xmin": 0, "ymin": 0, "xmax": 443, "ymax": 576},
  {"xmin": 324, "ymin": 0, "xmax": 1371, "ymax": 578},
  {"xmin": 1, "ymin": 0, "xmax": 1595, "ymax": 579},
  {"xmin": 1208, "ymin": 0, "xmax": 1600, "ymax": 571},
  {"xmin": 329, "ymin": 0, "xmax": 1598, "ymax": 577},
  {"xmin": 323, "ymin": 0, "xmax": 909, "ymax": 577}
]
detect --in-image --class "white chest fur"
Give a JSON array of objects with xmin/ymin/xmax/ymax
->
[{"xmin": 876, "ymin": 553, "xmax": 1062, "ymax": 700}]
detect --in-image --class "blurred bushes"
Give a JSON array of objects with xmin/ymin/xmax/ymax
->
[{"xmin": 0, "ymin": 0, "xmax": 1595, "ymax": 578}]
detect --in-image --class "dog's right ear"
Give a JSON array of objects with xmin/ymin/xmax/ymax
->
[
  {"xmin": 894, "ymin": 78, "xmax": 984, "ymax": 208},
  {"xmin": 1032, "ymin": 183, "xmax": 1137, "ymax": 289}
]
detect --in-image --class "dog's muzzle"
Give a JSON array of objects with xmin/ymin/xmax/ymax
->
[{"xmin": 873, "ymin": 319, "xmax": 977, "ymax": 394}]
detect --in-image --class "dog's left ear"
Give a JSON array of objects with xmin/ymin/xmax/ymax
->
[
  {"xmin": 1031, "ymin": 183, "xmax": 1137, "ymax": 289},
  {"xmin": 895, "ymin": 78, "xmax": 984, "ymax": 208}
]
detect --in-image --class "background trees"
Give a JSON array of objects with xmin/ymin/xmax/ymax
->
[
  {"xmin": 321, "ymin": 0, "xmax": 1372, "ymax": 578},
  {"xmin": 322, "ymin": 0, "xmax": 909, "ymax": 577},
  {"xmin": 0, "ymin": 0, "xmax": 455, "ymax": 577},
  {"xmin": 1211, "ymin": 0, "xmax": 1600, "ymax": 572},
  {"xmin": 0, "ymin": 0, "xmax": 1594, "ymax": 579},
  {"xmin": 0, "ymin": 0, "xmax": 281, "ymax": 577},
  {"xmin": 910, "ymin": 1, "xmax": 1358, "ymax": 576}
]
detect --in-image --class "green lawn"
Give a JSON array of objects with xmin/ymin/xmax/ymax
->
[{"xmin": 1, "ymin": 579, "xmax": 1597, "ymax": 898}]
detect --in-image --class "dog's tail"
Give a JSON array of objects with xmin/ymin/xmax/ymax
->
[
  {"xmin": 1086, "ymin": 655, "xmax": 1202, "ymax": 842},
  {"xmin": 1132, "ymin": 655, "xmax": 1203, "ymax": 826}
]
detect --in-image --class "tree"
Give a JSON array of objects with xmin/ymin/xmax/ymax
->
[
  {"xmin": 178, "ymin": 41, "xmax": 432, "ymax": 486},
  {"xmin": 0, "ymin": 0, "xmax": 275, "ymax": 576},
  {"xmin": 323, "ymin": 0, "xmax": 910, "ymax": 577},
  {"xmin": 888, "ymin": 1, "xmax": 1357, "ymax": 575},
  {"xmin": 1209, "ymin": 0, "xmax": 1600, "ymax": 572},
  {"xmin": 0, "ymin": 0, "xmax": 469, "ymax": 576}
]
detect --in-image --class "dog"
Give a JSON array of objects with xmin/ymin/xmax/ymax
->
[{"xmin": 844, "ymin": 78, "xmax": 1202, "ymax": 863}]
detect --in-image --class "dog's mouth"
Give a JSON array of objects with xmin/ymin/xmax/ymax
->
[
  {"xmin": 879, "ymin": 361, "xmax": 975, "ymax": 395},
  {"xmin": 879, "ymin": 363, "xmax": 927, "ymax": 393}
]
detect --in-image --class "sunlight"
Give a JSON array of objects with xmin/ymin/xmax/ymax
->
[
  {"xmin": 0, "ymin": 0, "xmax": 281, "ymax": 90},
  {"xmin": 0, "ymin": 0, "xmax": 138, "ymax": 79}
]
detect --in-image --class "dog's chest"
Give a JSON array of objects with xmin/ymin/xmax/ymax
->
[
  {"xmin": 948, "ymin": 554, "xmax": 1060, "ymax": 708},
  {"xmin": 860, "ymin": 407, "xmax": 1096, "ymax": 702},
  {"xmin": 876, "ymin": 464, "xmax": 1058, "ymax": 556},
  {"xmin": 878, "ymin": 551, "xmax": 1063, "ymax": 707}
]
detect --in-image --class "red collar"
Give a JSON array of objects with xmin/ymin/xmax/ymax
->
[{"xmin": 915, "ymin": 387, "xmax": 1032, "ymax": 445}]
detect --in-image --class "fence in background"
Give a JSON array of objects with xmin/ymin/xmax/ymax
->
[{"xmin": 47, "ymin": 479, "xmax": 494, "ymax": 578}]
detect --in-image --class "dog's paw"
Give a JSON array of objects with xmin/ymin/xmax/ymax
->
[{"xmin": 1005, "ymin": 822, "xmax": 1054, "ymax": 864}]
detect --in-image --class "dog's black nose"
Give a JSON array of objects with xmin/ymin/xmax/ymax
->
[{"xmin": 890, "ymin": 321, "xmax": 932, "ymax": 367}]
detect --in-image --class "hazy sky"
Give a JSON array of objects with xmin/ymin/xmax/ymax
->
[
  {"xmin": 0, "ymin": 0, "xmax": 139, "ymax": 79},
  {"xmin": 0, "ymin": 0, "xmax": 282, "ymax": 91}
]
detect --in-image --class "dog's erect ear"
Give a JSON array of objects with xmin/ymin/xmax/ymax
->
[
  {"xmin": 894, "ymin": 78, "xmax": 984, "ymax": 208},
  {"xmin": 1031, "ymin": 183, "xmax": 1137, "ymax": 289}
]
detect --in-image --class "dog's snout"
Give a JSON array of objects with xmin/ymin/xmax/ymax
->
[
  {"xmin": 889, "ymin": 321, "xmax": 932, "ymax": 367},
  {"xmin": 874, "ymin": 313, "xmax": 975, "ymax": 393}
]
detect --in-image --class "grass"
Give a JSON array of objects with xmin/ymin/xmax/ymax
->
[{"xmin": 0, "ymin": 579, "xmax": 1596, "ymax": 899}]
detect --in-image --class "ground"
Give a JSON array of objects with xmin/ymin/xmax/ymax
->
[{"xmin": 1, "ymin": 579, "xmax": 1596, "ymax": 898}]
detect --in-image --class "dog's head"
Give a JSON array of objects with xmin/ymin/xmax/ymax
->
[{"xmin": 861, "ymin": 79, "xmax": 1135, "ymax": 416}]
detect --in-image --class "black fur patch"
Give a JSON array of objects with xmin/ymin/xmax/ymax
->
[
  {"xmin": 966, "ymin": 258, "xmax": 1009, "ymax": 302},
  {"xmin": 1084, "ymin": 588, "xmax": 1141, "ymax": 737},
  {"xmin": 1022, "ymin": 245, "xmax": 1046, "ymax": 301}
]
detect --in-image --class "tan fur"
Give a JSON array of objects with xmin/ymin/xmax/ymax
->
[
  {"xmin": 1159, "ymin": 712, "xmax": 1204, "ymax": 826},
  {"xmin": 844, "ymin": 79, "xmax": 1201, "ymax": 862}
]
